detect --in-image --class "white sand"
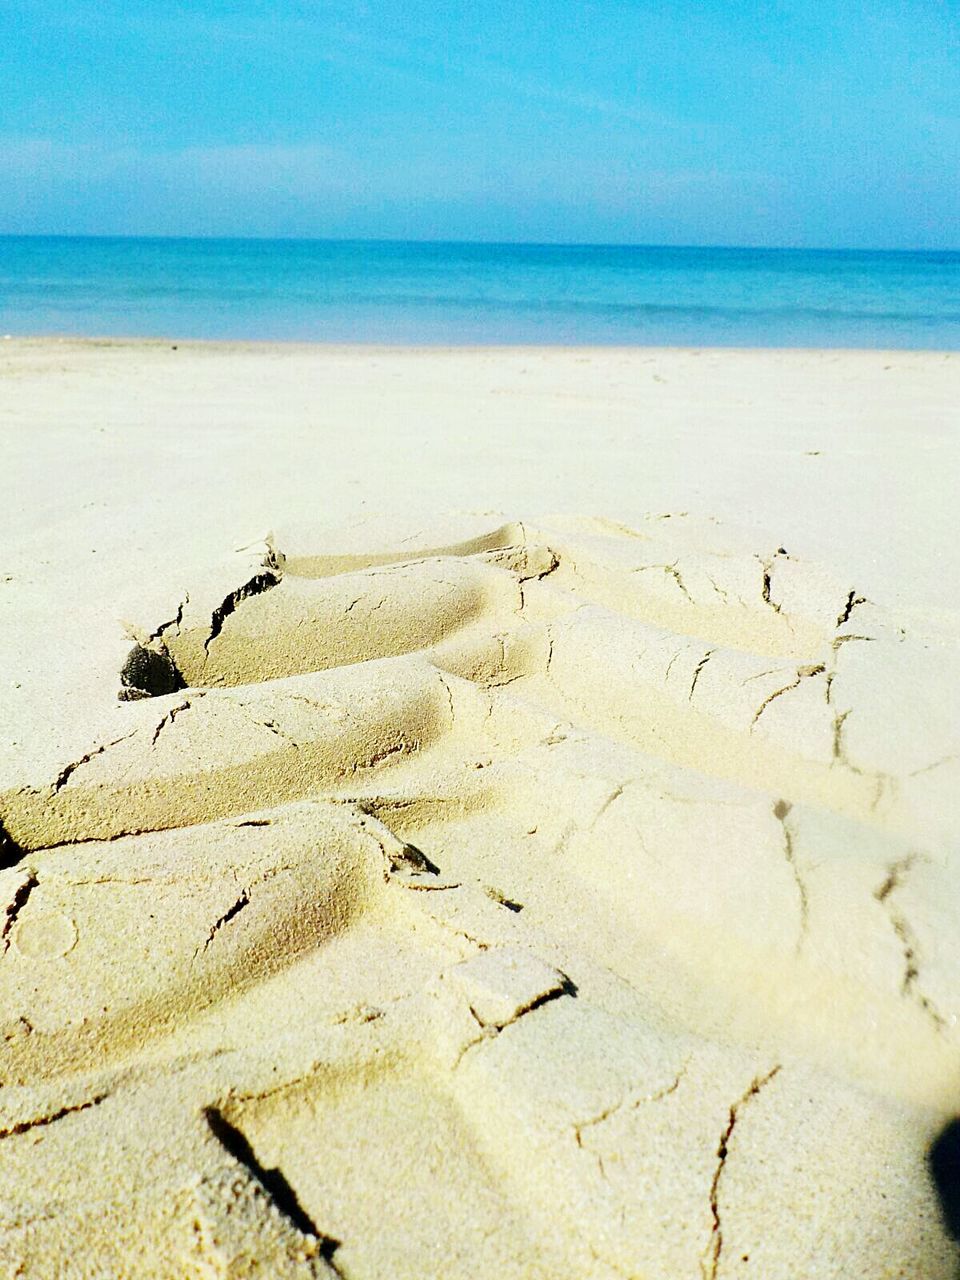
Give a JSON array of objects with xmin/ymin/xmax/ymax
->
[{"xmin": 1, "ymin": 340, "xmax": 958, "ymax": 1277}]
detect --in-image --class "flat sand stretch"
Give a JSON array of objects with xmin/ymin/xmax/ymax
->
[{"xmin": 1, "ymin": 342, "xmax": 959, "ymax": 1277}]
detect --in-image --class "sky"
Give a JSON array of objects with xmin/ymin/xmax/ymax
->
[{"xmin": 1, "ymin": 0, "xmax": 959, "ymax": 248}]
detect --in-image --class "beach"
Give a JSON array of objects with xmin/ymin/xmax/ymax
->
[{"xmin": 2, "ymin": 339, "xmax": 959, "ymax": 1277}]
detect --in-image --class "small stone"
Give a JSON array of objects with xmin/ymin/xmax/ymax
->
[{"xmin": 119, "ymin": 644, "xmax": 183, "ymax": 699}]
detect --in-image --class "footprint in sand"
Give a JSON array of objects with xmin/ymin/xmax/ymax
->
[{"xmin": 1, "ymin": 515, "xmax": 959, "ymax": 1278}]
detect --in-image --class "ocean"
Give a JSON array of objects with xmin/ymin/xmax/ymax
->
[{"xmin": 1, "ymin": 236, "xmax": 958, "ymax": 348}]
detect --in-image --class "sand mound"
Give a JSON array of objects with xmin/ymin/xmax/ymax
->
[{"xmin": 1, "ymin": 513, "xmax": 958, "ymax": 1278}]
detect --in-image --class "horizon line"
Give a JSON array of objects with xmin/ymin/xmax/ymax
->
[{"xmin": 1, "ymin": 232, "xmax": 958, "ymax": 256}]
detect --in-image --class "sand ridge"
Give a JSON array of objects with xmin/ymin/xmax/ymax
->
[{"xmin": 1, "ymin": 510, "xmax": 958, "ymax": 1277}]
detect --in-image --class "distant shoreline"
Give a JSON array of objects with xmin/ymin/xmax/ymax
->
[{"xmin": 3, "ymin": 334, "xmax": 958, "ymax": 356}]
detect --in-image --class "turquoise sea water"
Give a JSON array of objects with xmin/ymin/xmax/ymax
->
[{"xmin": 1, "ymin": 236, "xmax": 959, "ymax": 348}]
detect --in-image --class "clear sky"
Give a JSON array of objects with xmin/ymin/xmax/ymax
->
[{"xmin": 2, "ymin": 0, "xmax": 959, "ymax": 248}]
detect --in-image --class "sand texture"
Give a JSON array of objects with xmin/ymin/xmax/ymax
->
[{"xmin": 1, "ymin": 342, "xmax": 959, "ymax": 1277}]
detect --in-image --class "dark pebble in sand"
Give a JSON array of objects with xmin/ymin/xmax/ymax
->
[{"xmin": 119, "ymin": 644, "xmax": 183, "ymax": 699}]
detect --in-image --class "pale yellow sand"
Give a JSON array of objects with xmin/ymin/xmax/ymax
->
[{"xmin": 1, "ymin": 341, "xmax": 958, "ymax": 1278}]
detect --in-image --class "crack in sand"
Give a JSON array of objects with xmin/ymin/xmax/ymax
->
[
  {"xmin": 544, "ymin": 631, "xmax": 556, "ymax": 674},
  {"xmin": 573, "ymin": 1063, "xmax": 687, "ymax": 1155},
  {"xmin": 664, "ymin": 648, "xmax": 685, "ymax": 683},
  {"xmin": 204, "ymin": 1107, "xmax": 345, "ymax": 1273},
  {"xmin": 591, "ymin": 782, "xmax": 631, "ymax": 829},
  {"xmin": 772, "ymin": 800, "xmax": 808, "ymax": 949},
  {"xmin": 52, "ymin": 732, "xmax": 138, "ymax": 793},
  {"xmin": 436, "ymin": 671, "xmax": 457, "ymax": 728},
  {"xmin": 22, "ymin": 823, "xmax": 197, "ymax": 857},
  {"xmin": 688, "ymin": 649, "xmax": 715, "ymax": 700},
  {"xmin": 828, "ymin": 701, "xmax": 893, "ymax": 810},
  {"xmin": 909, "ymin": 754, "xmax": 958, "ymax": 778},
  {"xmin": 204, "ymin": 552, "xmax": 283, "ymax": 655},
  {"xmin": 751, "ymin": 664, "xmax": 824, "ymax": 728},
  {"xmin": 1, "ymin": 868, "xmax": 38, "ymax": 953},
  {"xmin": 632, "ymin": 560, "xmax": 694, "ymax": 604},
  {"xmin": 831, "ymin": 633, "xmax": 873, "ymax": 650},
  {"xmin": 517, "ymin": 547, "xmax": 560, "ymax": 584},
  {"xmin": 701, "ymin": 1065, "xmax": 781, "ymax": 1280},
  {"xmin": 148, "ymin": 592, "xmax": 189, "ymax": 642},
  {"xmin": 873, "ymin": 856, "xmax": 945, "ymax": 1031},
  {"xmin": 198, "ymin": 887, "xmax": 251, "ymax": 956},
  {"xmin": 0, "ymin": 1093, "xmax": 108, "ymax": 1141},
  {"xmin": 758, "ymin": 547, "xmax": 790, "ymax": 615},
  {"xmin": 835, "ymin": 589, "xmax": 867, "ymax": 629},
  {"xmin": 350, "ymin": 741, "xmax": 413, "ymax": 775},
  {"xmin": 453, "ymin": 974, "xmax": 577, "ymax": 1069},
  {"xmin": 150, "ymin": 696, "xmax": 202, "ymax": 747}
]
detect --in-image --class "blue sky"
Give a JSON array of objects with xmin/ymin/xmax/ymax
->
[{"xmin": 1, "ymin": 0, "xmax": 958, "ymax": 247}]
